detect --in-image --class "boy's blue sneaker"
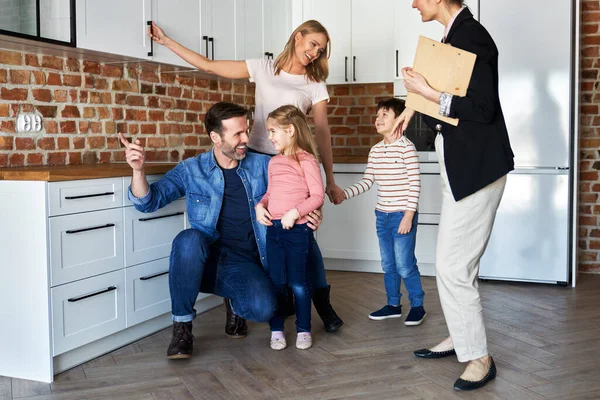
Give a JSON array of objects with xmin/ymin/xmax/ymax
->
[
  {"xmin": 368, "ymin": 305, "xmax": 402, "ymax": 320},
  {"xmin": 404, "ymin": 306, "xmax": 427, "ymax": 326}
]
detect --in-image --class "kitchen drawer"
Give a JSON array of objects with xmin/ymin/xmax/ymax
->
[
  {"xmin": 124, "ymin": 200, "xmax": 187, "ymax": 267},
  {"xmin": 125, "ymin": 258, "xmax": 171, "ymax": 327},
  {"xmin": 123, "ymin": 174, "xmax": 165, "ymax": 206},
  {"xmin": 418, "ymin": 174, "xmax": 442, "ymax": 214},
  {"xmin": 48, "ymin": 178, "xmax": 123, "ymax": 216},
  {"xmin": 49, "ymin": 208, "xmax": 124, "ymax": 287},
  {"xmin": 51, "ymin": 269, "xmax": 125, "ymax": 356}
]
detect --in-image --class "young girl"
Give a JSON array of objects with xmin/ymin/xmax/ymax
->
[
  {"xmin": 149, "ymin": 19, "xmax": 343, "ymax": 334},
  {"xmin": 255, "ymin": 105, "xmax": 324, "ymax": 350}
]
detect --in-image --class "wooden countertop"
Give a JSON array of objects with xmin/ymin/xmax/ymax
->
[
  {"xmin": 0, "ymin": 163, "xmax": 177, "ymax": 182},
  {"xmin": 0, "ymin": 157, "xmax": 369, "ymax": 182}
]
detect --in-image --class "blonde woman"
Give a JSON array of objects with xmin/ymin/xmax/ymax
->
[
  {"xmin": 149, "ymin": 20, "xmax": 344, "ymax": 335},
  {"xmin": 256, "ymin": 105, "xmax": 323, "ymax": 350}
]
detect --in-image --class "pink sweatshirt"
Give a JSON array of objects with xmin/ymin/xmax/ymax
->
[{"xmin": 258, "ymin": 151, "xmax": 325, "ymax": 224}]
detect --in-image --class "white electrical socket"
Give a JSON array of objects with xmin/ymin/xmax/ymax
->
[{"xmin": 16, "ymin": 113, "xmax": 43, "ymax": 133}]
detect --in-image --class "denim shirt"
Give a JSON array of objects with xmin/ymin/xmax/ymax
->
[{"xmin": 128, "ymin": 149, "xmax": 271, "ymax": 267}]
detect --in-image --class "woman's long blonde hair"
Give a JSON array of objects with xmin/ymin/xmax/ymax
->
[
  {"xmin": 274, "ymin": 20, "xmax": 330, "ymax": 83},
  {"xmin": 267, "ymin": 105, "xmax": 319, "ymax": 161}
]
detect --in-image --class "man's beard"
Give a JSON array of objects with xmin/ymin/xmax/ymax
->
[{"xmin": 220, "ymin": 141, "xmax": 246, "ymax": 161}]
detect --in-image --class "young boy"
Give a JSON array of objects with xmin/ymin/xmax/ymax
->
[{"xmin": 337, "ymin": 98, "xmax": 426, "ymax": 326}]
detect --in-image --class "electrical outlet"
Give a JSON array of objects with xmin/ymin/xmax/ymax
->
[{"xmin": 16, "ymin": 113, "xmax": 43, "ymax": 133}]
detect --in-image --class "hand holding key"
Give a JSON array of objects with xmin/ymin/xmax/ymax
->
[{"xmin": 119, "ymin": 132, "xmax": 145, "ymax": 172}]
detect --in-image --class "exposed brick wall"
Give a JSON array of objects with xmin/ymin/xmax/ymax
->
[
  {"xmin": 325, "ymin": 83, "xmax": 393, "ymax": 158},
  {"xmin": 0, "ymin": 49, "xmax": 255, "ymax": 166},
  {"xmin": 579, "ymin": 0, "xmax": 600, "ymax": 274}
]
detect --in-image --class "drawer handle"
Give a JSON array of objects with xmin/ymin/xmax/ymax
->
[
  {"xmin": 68, "ymin": 286, "xmax": 117, "ymax": 302},
  {"xmin": 418, "ymin": 222, "xmax": 439, "ymax": 226},
  {"xmin": 66, "ymin": 223, "xmax": 116, "ymax": 234},
  {"xmin": 140, "ymin": 270, "xmax": 169, "ymax": 281},
  {"xmin": 139, "ymin": 212, "xmax": 184, "ymax": 222},
  {"xmin": 64, "ymin": 192, "xmax": 115, "ymax": 200}
]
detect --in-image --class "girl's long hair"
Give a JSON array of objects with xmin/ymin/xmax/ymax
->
[
  {"xmin": 267, "ymin": 105, "xmax": 319, "ymax": 161},
  {"xmin": 273, "ymin": 20, "xmax": 330, "ymax": 83}
]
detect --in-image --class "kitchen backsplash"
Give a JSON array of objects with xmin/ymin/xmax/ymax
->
[{"xmin": 0, "ymin": 49, "xmax": 393, "ymax": 166}]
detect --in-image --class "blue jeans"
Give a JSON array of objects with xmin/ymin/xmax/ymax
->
[
  {"xmin": 266, "ymin": 221, "xmax": 313, "ymax": 333},
  {"xmin": 375, "ymin": 210, "xmax": 424, "ymax": 308},
  {"xmin": 169, "ymin": 229, "xmax": 277, "ymax": 323},
  {"xmin": 248, "ymin": 147, "xmax": 328, "ymax": 290}
]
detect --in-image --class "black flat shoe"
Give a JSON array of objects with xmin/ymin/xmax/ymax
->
[
  {"xmin": 414, "ymin": 348, "xmax": 456, "ymax": 358},
  {"xmin": 453, "ymin": 357, "xmax": 497, "ymax": 391}
]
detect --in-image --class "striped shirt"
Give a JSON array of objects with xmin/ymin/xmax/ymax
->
[{"xmin": 343, "ymin": 136, "xmax": 420, "ymax": 212}]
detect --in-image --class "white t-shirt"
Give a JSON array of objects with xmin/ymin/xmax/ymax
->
[{"xmin": 245, "ymin": 58, "xmax": 330, "ymax": 155}]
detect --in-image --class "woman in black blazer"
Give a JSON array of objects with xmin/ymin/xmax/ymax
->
[{"xmin": 397, "ymin": 0, "xmax": 514, "ymax": 391}]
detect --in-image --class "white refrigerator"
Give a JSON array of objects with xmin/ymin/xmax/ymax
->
[{"xmin": 478, "ymin": 0, "xmax": 578, "ymax": 285}]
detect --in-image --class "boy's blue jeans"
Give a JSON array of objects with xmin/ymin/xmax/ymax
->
[
  {"xmin": 266, "ymin": 221, "xmax": 313, "ymax": 333},
  {"xmin": 169, "ymin": 229, "xmax": 277, "ymax": 323},
  {"xmin": 375, "ymin": 210, "xmax": 424, "ymax": 308}
]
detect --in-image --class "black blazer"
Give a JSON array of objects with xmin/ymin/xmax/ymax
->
[{"xmin": 422, "ymin": 8, "xmax": 514, "ymax": 201}]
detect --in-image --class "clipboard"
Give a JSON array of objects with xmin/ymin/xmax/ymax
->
[{"xmin": 405, "ymin": 36, "xmax": 477, "ymax": 126}]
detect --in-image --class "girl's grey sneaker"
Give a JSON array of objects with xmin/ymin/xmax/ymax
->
[
  {"xmin": 404, "ymin": 306, "xmax": 427, "ymax": 326},
  {"xmin": 368, "ymin": 305, "xmax": 402, "ymax": 320}
]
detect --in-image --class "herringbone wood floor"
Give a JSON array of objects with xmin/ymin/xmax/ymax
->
[{"xmin": 3, "ymin": 271, "xmax": 600, "ymax": 400}]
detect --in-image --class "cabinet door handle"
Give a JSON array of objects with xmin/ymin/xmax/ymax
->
[
  {"xmin": 147, "ymin": 21, "xmax": 153, "ymax": 57},
  {"xmin": 345, "ymin": 56, "xmax": 348, "ymax": 82},
  {"xmin": 265, "ymin": 51, "xmax": 270, "ymax": 59},
  {"xmin": 209, "ymin": 37, "xmax": 214, "ymax": 60},
  {"xmin": 353, "ymin": 56, "xmax": 356, "ymax": 81},
  {"xmin": 139, "ymin": 211, "xmax": 184, "ymax": 222},
  {"xmin": 140, "ymin": 270, "xmax": 169, "ymax": 281},
  {"xmin": 66, "ymin": 223, "xmax": 116, "ymax": 234},
  {"xmin": 396, "ymin": 50, "xmax": 399, "ymax": 77},
  {"xmin": 68, "ymin": 286, "xmax": 117, "ymax": 302},
  {"xmin": 64, "ymin": 192, "xmax": 114, "ymax": 200},
  {"xmin": 202, "ymin": 35, "xmax": 209, "ymax": 57},
  {"xmin": 269, "ymin": 52, "xmax": 274, "ymax": 59}
]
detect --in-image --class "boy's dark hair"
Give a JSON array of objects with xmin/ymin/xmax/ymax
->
[
  {"xmin": 376, "ymin": 98, "xmax": 406, "ymax": 118},
  {"xmin": 204, "ymin": 102, "xmax": 248, "ymax": 136}
]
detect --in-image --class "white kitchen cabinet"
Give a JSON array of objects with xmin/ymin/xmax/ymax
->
[
  {"xmin": 263, "ymin": 0, "xmax": 293, "ymax": 58},
  {"xmin": 302, "ymin": 0, "xmax": 351, "ymax": 84},
  {"xmin": 351, "ymin": 0, "xmax": 395, "ymax": 83},
  {"xmin": 234, "ymin": 0, "xmax": 293, "ymax": 61},
  {"xmin": 49, "ymin": 208, "xmax": 124, "ymax": 286},
  {"xmin": 235, "ymin": 0, "xmax": 264, "ymax": 60},
  {"xmin": 52, "ymin": 269, "xmax": 126, "ymax": 356},
  {"xmin": 151, "ymin": 0, "xmax": 202, "ymax": 67},
  {"xmin": 124, "ymin": 200, "xmax": 187, "ymax": 267},
  {"xmin": 318, "ymin": 163, "xmax": 441, "ymax": 276},
  {"xmin": 394, "ymin": 1, "xmax": 479, "ymax": 96},
  {"xmin": 0, "ymin": 172, "xmax": 219, "ymax": 383},
  {"xmin": 77, "ymin": 0, "xmax": 201, "ymax": 66},
  {"xmin": 202, "ymin": 0, "xmax": 237, "ymax": 60},
  {"xmin": 76, "ymin": 0, "xmax": 152, "ymax": 59},
  {"xmin": 302, "ymin": 0, "xmax": 393, "ymax": 84}
]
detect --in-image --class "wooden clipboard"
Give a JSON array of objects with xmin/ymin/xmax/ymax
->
[{"xmin": 405, "ymin": 36, "xmax": 477, "ymax": 126}]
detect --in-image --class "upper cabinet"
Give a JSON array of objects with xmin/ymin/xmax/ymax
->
[
  {"xmin": 201, "ymin": 0, "xmax": 237, "ymax": 61},
  {"xmin": 302, "ymin": 0, "xmax": 351, "ymax": 84},
  {"xmin": 302, "ymin": 0, "xmax": 394, "ymax": 84},
  {"xmin": 76, "ymin": 0, "xmax": 152, "ymax": 59},
  {"xmin": 76, "ymin": 0, "xmax": 201, "ymax": 67},
  {"xmin": 151, "ymin": 0, "xmax": 202, "ymax": 67},
  {"xmin": 263, "ymin": 0, "xmax": 294, "ymax": 59},
  {"xmin": 394, "ymin": 1, "xmax": 479, "ymax": 95}
]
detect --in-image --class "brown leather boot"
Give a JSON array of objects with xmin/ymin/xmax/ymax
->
[
  {"xmin": 167, "ymin": 321, "xmax": 194, "ymax": 359},
  {"xmin": 224, "ymin": 298, "xmax": 247, "ymax": 338}
]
